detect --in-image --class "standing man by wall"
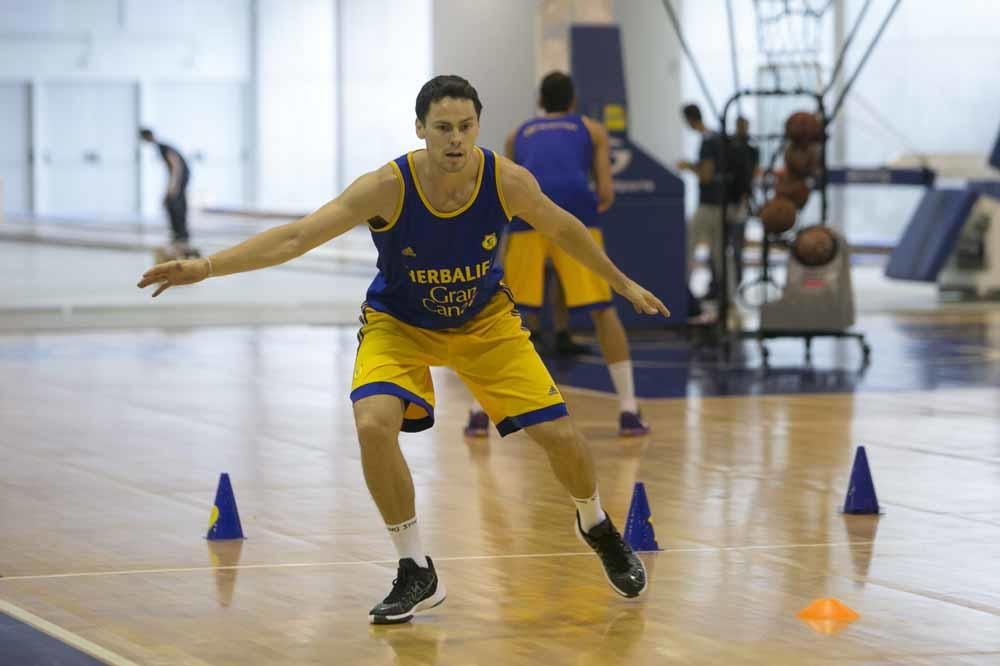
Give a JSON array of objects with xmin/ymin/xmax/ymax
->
[{"xmin": 140, "ymin": 128, "xmax": 198, "ymax": 260}]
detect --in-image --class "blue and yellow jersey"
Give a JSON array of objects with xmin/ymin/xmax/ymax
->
[
  {"xmin": 363, "ymin": 147, "xmax": 513, "ymax": 330},
  {"xmin": 510, "ymin": 113, "xmax": 597, "ymax": 231}
]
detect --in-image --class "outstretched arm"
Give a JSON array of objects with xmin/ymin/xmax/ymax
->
[
  {"xmin": 498, "ymin": 156, "xmax": 669, "ymax": 318},
  {"xmin": 138, "ymin": 163, "xmax": 401, "ymax": 297}
]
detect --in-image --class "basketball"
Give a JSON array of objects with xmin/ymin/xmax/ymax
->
[
  {"xmin": 784, "ymin": 143, "xmax": 820, "ymax": 178},
  {"xmin": 792, "ymin": 225, "xmax": 839, "ymax": 267},
  {"xmin": 759, "ymin": 197, "xmax": 798, "ymax": 235},
  {"xmin": 785, "ymin": 111, "xmax": 823, "ymax": 144},
  {"xmin": 775, "ymin": 176, "xmax": 811, "ymax": 209}
]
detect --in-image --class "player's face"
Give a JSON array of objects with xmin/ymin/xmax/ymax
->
[{"xmin": 416, "ymin": 98, "xmax": 480, "ymax": 173}]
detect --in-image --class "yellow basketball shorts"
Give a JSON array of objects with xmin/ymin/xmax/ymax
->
[
  {"xmin": 350, "ymin": 289, "xmax": 567, "ymax": 436},
  {"xmin": 503, "ymin": 228, "xmax": 614, "ymax": 313}
]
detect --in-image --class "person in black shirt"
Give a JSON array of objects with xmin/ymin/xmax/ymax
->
[
  {"xmin": 140, "ymin": 128, "xmax": 198, "ymax": 259},
  {"xmin": 726, "ymin": 116, "xmax": 761, "ymax": 286},
  {"xmin": 677, "ymin": 104, "xmax": 747, "ymax": 304}
]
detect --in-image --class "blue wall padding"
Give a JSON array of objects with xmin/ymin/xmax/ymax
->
[{"xmin": 885, "ymin": 189, "xmax": 978, "ymax": 281}]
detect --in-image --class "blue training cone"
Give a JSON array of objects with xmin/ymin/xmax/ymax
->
[
  {"xmin": 206, "ymin": 473, "xmax": 245, "ymax": 540},
  {"xmin": 843, "ymin": 446, "xmax": 880, "ymax": 514},
  {"xmin": 622, "ymin": 482, "xmax": 660, "ymax": 551}
]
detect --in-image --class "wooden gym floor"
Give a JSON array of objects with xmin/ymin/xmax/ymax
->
[{"xmin": 1, "ymin": 251, "xmax": 999, "ymax": 663}]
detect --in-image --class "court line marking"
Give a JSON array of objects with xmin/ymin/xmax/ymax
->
[
  {"xmin": 0, "ymin": 597, "xmax": 140, "ymax": 666},
  {"xmin": 0, "ymin": 539, "xmax": 899, "ymax": 582}
]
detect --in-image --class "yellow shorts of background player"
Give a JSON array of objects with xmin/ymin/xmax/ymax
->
[
  {"xmin": 350, "ymin": 289, "xmax": 567, "ymax": 436},
  {"xmin": 502, "ymin": 228, "xmax": 613, "ymax": 313}
]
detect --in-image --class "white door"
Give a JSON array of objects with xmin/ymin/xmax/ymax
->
[
  {"xmin": 144, "ymin": 82, "xmax": 247, "ymax": 216},
  {"xmin": 0, "ymin": 82, "xmax": 32, "ymax": 216},
  {"xmin": 40, "ymin": 82, "xmax": 138, "ymax": 219}
]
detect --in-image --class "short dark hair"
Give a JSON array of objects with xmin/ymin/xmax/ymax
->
[
  {"xmin": 539, "ymin": 72, "xmax": 574, "ymax": 113},
  {"xmin": 139, "ymin": 127, "xmax": 154, "ymax": 141},
  {"xmin": 682, "ymin": 104, "xmax": 702, "ymax": 123},
  {"xmin": 415, "ymin": 75, "xmax": 483, "ymax": 124}
]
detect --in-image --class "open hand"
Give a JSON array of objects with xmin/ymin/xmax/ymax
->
[
  {"xmin": 615, "ymin": 279, "xmax": 670, "ymax": 318},
  {"xmin": 137, "ymin": 258, "xmax": 210, "ymax": 297}
]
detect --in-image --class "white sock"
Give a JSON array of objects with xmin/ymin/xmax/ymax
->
[
  {"xmin": 608, "ymin": 360, "xmax": 638, "ymax": 413},
  {"xmin": 573, "ymin": 490, "xmax": 607, "ymax": 532},
  {"xmin": 386, "ymin": 517, "xmax": 428, "ymax": 568},
  {"xmin": 470, "ymin": 399, "xmax": 483, "ymax": 413}
]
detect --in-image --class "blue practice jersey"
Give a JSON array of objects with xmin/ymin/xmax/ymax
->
[
  {"xmin": 363, "ymin": 147, "xmax": 512, "ymax": 330},
  {"xmin": 510, "ymin": 113, "xmax": 597, "ymax": 231}
]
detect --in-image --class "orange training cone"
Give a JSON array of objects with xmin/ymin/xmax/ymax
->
[
  {"xmin": 797, "ymin": 598, "xmax": 859, "ymax": 622},
  {"xmin": 797, "ymin": 598, "xmax": 859, "ymax": 636}
]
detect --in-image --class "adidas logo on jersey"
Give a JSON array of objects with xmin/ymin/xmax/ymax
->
[
  {"xmin": 402, "ymin": 246, "xmax": 416, "ymax": 257},
  {"xmin": 548, "ymin": 385, "xmax": 558, "ymax": 396}
]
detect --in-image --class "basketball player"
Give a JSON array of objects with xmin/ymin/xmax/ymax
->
[
  {"xmin": 466, "ymin": 72, "xmax": 649, "ymax": 438},
  {"xmin": 138, "ymin": 76, "xmax": 668, "ymax": 625}
]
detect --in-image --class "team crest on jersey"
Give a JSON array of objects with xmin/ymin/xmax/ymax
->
[{"xmin": 482, "ymin": 233, "xmax": 497, "ymax": 250}]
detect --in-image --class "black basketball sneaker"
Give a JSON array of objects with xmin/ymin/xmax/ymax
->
[
  {"xmin": 575, "ymin": 513, "xmax": 647, "ymax": 598},
  {"xmin": 369, "ymin": 557, "xmax": 447, "ymax": 625}
]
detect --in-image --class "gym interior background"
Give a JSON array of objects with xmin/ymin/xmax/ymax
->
[{"xmin": 2, "ymin": 1, "xmax": 999, "ymax": 664}]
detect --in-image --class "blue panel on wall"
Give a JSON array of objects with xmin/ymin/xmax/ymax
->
[
  {"xmin": 570, "ymin": 26, "xmax": 628, "ymax": 130},
  {"xmin": 885, "ymin": 189, "xmax": 978, "ymax": 282},
  {"xmin": 565, "ymin": 25, "xmax": 687, "ymax": 329}
]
